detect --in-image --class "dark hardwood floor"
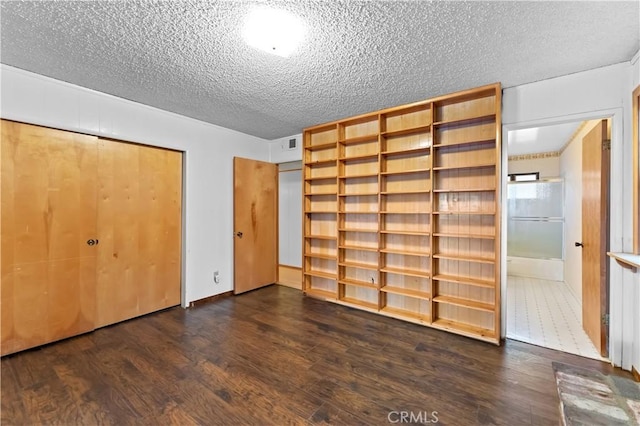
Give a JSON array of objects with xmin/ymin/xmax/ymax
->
[{"xmin": 1, "ymin": 285, "xmax": 631, "ymax": 425}]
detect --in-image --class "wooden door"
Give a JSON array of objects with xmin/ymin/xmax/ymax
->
[
  {"xmin": 96, "ymin": 139, "xmax": 182, "ymax": 327},
  {"xmin": 1, "ymin": 120, "xmax": 98, "ymax": 355},
  {"xmin": 581, "ymin": 119, "xmax": 610, "ymax": 356},
  {"xmin": 233, "ymin": 157, "xmax": 278, "ymax": 294}
]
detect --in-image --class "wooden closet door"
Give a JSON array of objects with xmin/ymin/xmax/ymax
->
[
  {"xmin": 1, "ymin": 120, "xmax": 98, "ymax": 355},
  {"xmin": 96, "ymin": 139, "xmax": 182, "ymax": 327}
]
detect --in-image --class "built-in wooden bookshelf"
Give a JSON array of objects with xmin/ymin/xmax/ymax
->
[{"xmin": 302, "ymin": 83, "xmax": 501, "ymax": 344}]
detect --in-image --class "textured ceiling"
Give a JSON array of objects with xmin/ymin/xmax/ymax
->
[{"xmin": 1, "ymin": 1, "xmax": 639, "ymax": 140}]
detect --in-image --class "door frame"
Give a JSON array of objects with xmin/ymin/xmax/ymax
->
[
  {"xmin": 180, "ymin": 151, "xmax": 188, "ymax": 308},
  {"xmin": 276, "ymin": 161, "xmax": 303, "ymax": 290},
  {"xmin": 501, "ymin": 107, "xmax": 624, "ymax": 366}
]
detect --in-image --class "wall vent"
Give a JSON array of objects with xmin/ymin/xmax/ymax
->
[{"xmin": 288, "ymin": 138, "xmax": 297, "ymax": 149}]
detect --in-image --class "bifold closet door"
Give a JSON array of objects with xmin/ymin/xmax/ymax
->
[
  {"xmin": 95, "ymin": 139, "xmax": 182, "ymax": 327},
  {"xmin": 1, "ymin": 120, "xmax": 98, "ymax": 355}
]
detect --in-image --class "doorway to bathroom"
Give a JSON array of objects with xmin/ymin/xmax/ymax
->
[{"xmin": 505, "ymin": 118, "xmax": 610, "ymax": 360}]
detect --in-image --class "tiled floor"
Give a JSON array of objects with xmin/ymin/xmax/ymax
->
[{"xmin": 506, "ymin": 275, "xmax": 604, "ymax": 360}]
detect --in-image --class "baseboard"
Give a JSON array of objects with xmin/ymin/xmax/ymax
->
[
  {"xmin": 277, "ymin": 265, "xmax": 302, "ymax": 290},
  {"xmin": 633, "ymin": 366, "xmax": 640, "ymax": 382},
  {"xmin": 188, "ymin": 291, "xmax": 233, "ymax": 308}
]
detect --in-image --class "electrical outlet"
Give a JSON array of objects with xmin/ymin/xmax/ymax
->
[{"xmin": 214, "ymin": 271, "xmax": 220, "ymax": 284}]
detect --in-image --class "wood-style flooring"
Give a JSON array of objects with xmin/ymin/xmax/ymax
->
[{"xmin": 1, "ymin": 285, "xmax": 631, "ymax": 425}]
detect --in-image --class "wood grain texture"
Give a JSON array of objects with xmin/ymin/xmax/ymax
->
[
  {"xmin": 633, "ymin": 85, "xmax": 640, "ymax": 254},
  {"xmin": 233, "ymin": 157, "xmax": 278, "ymax": 294},
  {"xmin": 581, "ymin": 120, "xmax": 609, "ymax": 356},
  {"xmin": 302, "ymin": 83, "xmax": 501, "ymax": 343},
  {"xmin": 1, "ymin": 285, "xmax": 633, "ymax": 425},
  {"xmin": 492, "ymin": 86, "xmax": 503, "ymax": 341},
  {"xmin": 96, "ymin": 139, "xmax": 182, "ymax": 327},
  {"xmin": 1, "ymin": 120, "xmax": 98, "ymax": 356},
  {"xmin": 277, "ymin": 265, "xmax": 302, "ymax": 289}
]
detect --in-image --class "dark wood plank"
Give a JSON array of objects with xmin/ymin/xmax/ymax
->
[
  {"xmin": 143, "ymin": 400, "xmax": 199, "ymax": 425},
  {"xmin": 0, "ymin": 361, "xmax": 27, "ymax": 426},
  {"xmin": 1, "ymin": 285, "xmax": 634, "ymax": 425},
  {"xmin": 309, "ymin": 401, "xmax": 370, "ymax": 425}
]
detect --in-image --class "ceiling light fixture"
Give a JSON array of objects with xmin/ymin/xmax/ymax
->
[{"xmin": 242, "ymin": 8, "xmax": 305, "ymax": 57}]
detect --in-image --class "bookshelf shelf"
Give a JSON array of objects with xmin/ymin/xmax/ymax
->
[{"xmin": 303, "ymin": 83, "xmax": 501, "ymax": 344}]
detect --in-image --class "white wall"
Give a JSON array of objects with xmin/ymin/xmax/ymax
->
[
  {"xmin": 0, "ymin": 65, "xmax": 270, "ymax": 305},
  {"xmin": 278, "ymin": 164, "xmax": 302, "ymax": 267},
  {"xmin": 270, "ymin": 135, "xmax": 303, "ymax": 269},
  {"xmin": 508, "ymin": 156, "xmax": 560, "ymax": 178},
  {"xmin": 634, "ymin": 50, "xmax": 640, "ymax": 88},
  {"xmin": 269, "ymin": 133, "xmax": 303, "ymax": 163},
  {"xmin": 559, "ymin": 124, "xmax": 582, "ymax": 301},
  {"xmin": 503, "ymin": 61, "xmax": 635, "ymax": 370}
]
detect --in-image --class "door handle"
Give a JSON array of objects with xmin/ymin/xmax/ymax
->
[
  {"xmin": 87, "ymin": 239, "xmax": 99, "ymax": 246},
  {"xmin": 575, "ymin": 242, "xmax": 583, "ymax": 247},
  {"xmin": 235, "ymin": 231, "xmax": 243, "ymax": 238}
]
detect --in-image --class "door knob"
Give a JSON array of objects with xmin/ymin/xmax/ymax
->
[
  {"xmin": 87, "ymin": 239, "xmax": 99, "ymax": 246},
  {"xmin": 235, "ymin": 231, "xmax": 243, "ymax": 238},
  {"xmin": 575, "ymin": 242, "xmax": 583, "ymax": 247}
]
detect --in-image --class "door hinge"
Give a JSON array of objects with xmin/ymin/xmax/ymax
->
[
  {"xmin": 602, "ymin": 313, "xmax": 610, "ymax": 326},
  {"xmin": 602, "ymin": 139, "xmax": 611, "ymax": 151}
]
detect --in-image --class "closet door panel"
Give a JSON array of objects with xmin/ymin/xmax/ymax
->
[
  {"xmin": 96, "ymin": 139, "xmax": 141, "ymax": 327},
  {"xmin": 9, "ymin": 262, "xmax": 48, "ymax": 353},
  {"xmin": 47, "ymin": 257, "xmax": 96, "ymax": 343},
  {"xmin": 1, "ymin": 120, "xmax": 98, "ymax": 355},
  {"xmin": 137, "ymin": 144, "xmax": 182, "ymax": 314},
  {"xmin": 1, "ymin": 121, "xmax": 16, "ymax": 354},
  {"xmin": 96, "ymin": 139, "xmax": 181, "ymax": 328}
]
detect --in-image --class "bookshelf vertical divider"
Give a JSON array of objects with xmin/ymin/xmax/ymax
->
[
  {"xmin": 377, "ymin": 115, "xmax": 384, "ymax": 311},
  {"xmin": 303, "ymin": 83, "xmax": 501, "ymax": 344}
]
